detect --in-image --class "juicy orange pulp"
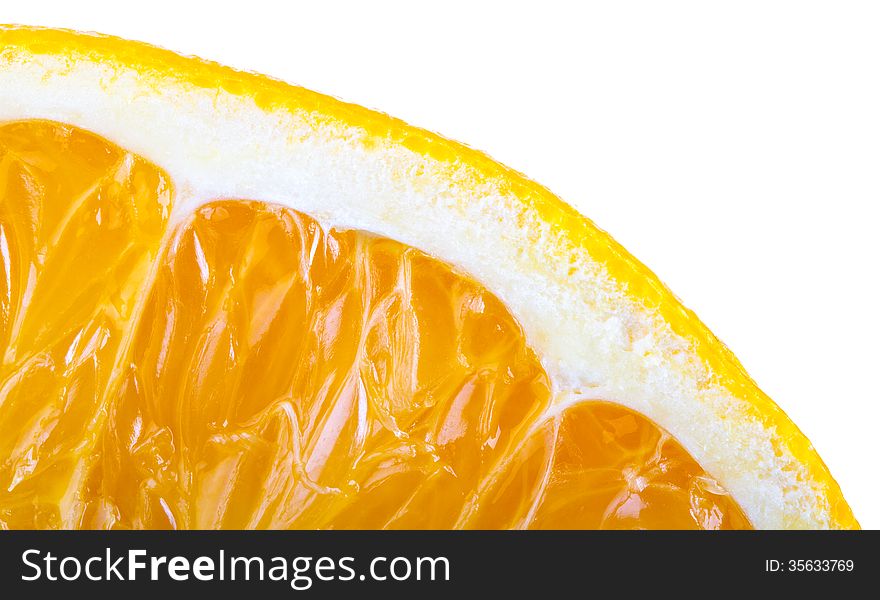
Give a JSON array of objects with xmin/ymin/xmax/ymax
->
[{"xmin": 0, "ymin": 120, "xmax": 751, "ymax": 529}]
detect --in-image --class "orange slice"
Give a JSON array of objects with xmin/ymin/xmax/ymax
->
[{"xmin": 0, "ymin": 26, "xmax": 857, "ymax": 529}]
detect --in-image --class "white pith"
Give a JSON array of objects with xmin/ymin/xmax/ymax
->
[{"xmin": 0, "ymin": 47, "xmax": 833, "ymax": 529}]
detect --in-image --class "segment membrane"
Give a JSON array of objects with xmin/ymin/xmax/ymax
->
[{"xmin": 0, "ymin": 121, "xmax": 750, "ymax": 529}]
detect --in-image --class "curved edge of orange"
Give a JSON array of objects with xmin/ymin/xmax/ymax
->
[{"xmin": 0, "ymin": 24, "xmax": 858, "ymax": 529}]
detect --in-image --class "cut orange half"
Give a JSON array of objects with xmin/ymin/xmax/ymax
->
[{"xmin": 0, "ymin": 26, "xmax": 857, "ymax": 529}]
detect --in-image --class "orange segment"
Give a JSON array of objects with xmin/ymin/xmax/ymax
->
[
  {"xmin": 0, "ymin": 121, "xmax": 172, "ymax": 528},
  {"xmin": 464, "ymin": 402, "xmax": 750, "ymax": 529},
  {"xmin": 0, "ymin": 119, "xmax": 750, "ymax": 529},
  {"xmin": 85, "ymin": 200, "xmax": 552, "ymax": 529}
]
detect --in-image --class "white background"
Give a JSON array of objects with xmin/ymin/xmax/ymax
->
[{"xmin": 4, "ymin": 1, "xmax": 878, "ymax": 528}]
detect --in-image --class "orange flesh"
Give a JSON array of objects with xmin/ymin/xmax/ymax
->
[{"xmin": 0, "ymin": 120, "xmax": 751, "ymax": 529}]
